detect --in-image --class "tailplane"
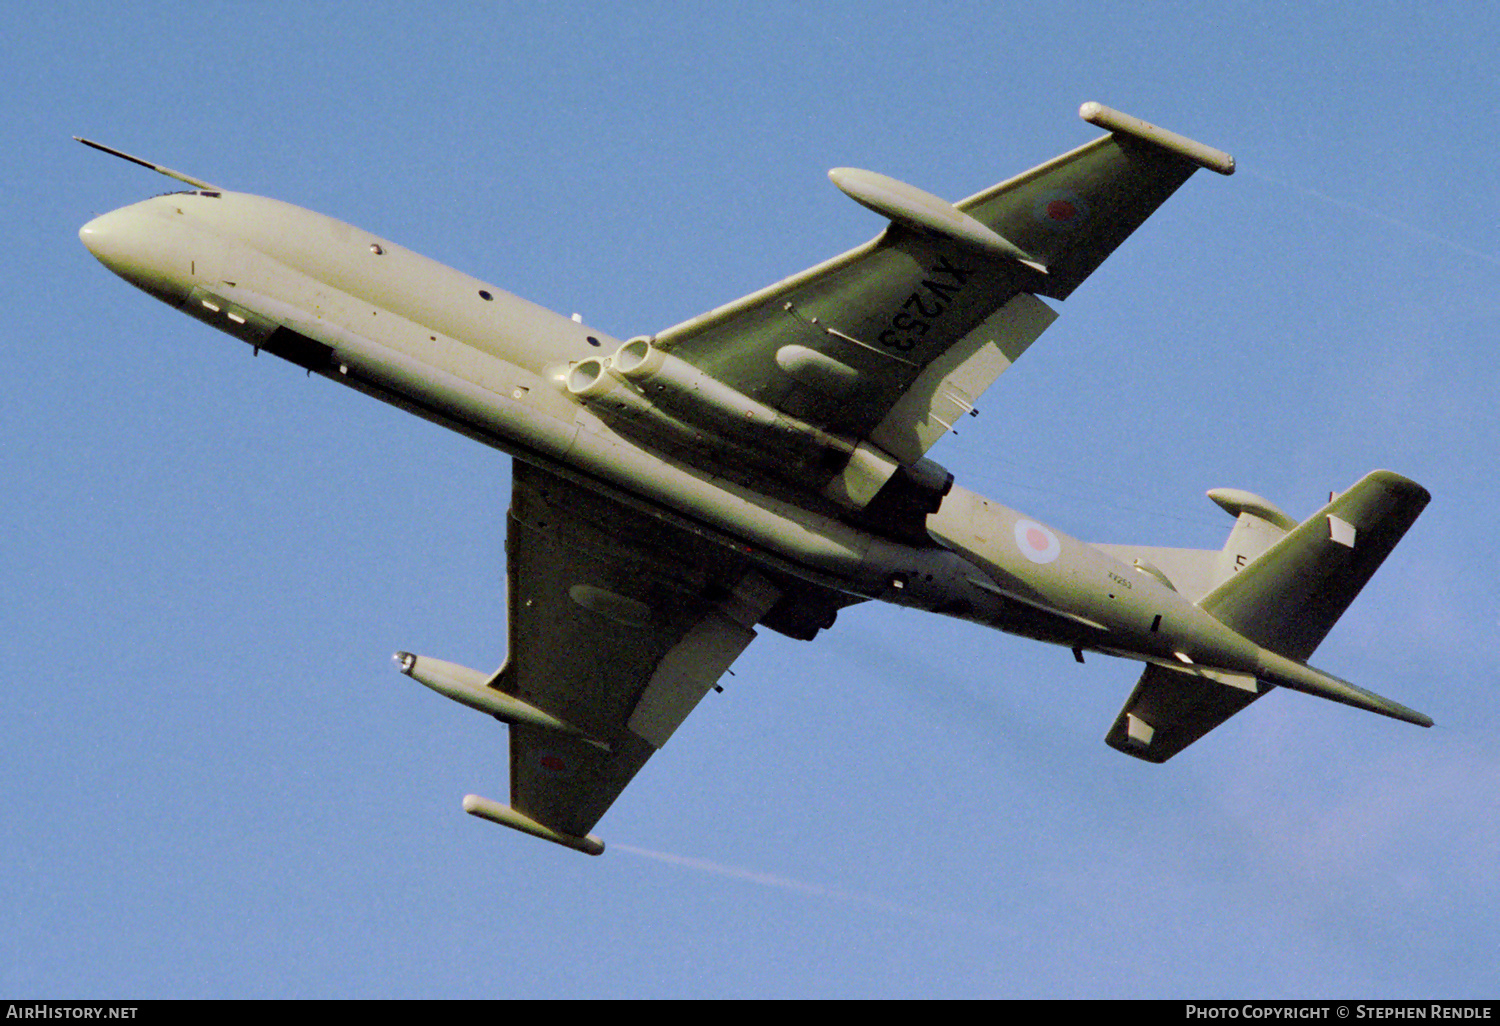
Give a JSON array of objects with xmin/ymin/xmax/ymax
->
[
  {"xmin": 1200, "ymin": 470, "xmax": 1430, "ymax": 662},
  {"xmin": 1105, "ymin": 470, "xmax": 1431, "ymax": 762}
]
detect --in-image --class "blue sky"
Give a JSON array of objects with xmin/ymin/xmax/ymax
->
[{"xmin": 4, "ymin": 1, "xmax": 1497, "ymax": 998}]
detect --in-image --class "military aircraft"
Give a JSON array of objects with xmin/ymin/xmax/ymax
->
[{"xmin": 78, "ymin": 103, "xmax": 1431, "ymax": 856}]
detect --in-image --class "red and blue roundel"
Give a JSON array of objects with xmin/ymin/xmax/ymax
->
[
  {"xmin": 1032, "ymin": 190, "xmax": 1090, "ymax": 231},
  {"xmin": 1014, "ymin": 519, "xmax": 1061, "ymax": 564},
  {"xmin": 534, "ymin": 750, "xmax": 575, "ymax": 778}
]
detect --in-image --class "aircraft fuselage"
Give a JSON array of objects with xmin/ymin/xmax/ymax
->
[{"xmin": 76, "ymin": 190, "xmax": 1306, "ymax": 683}]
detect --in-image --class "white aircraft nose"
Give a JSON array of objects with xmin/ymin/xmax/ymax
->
[
  {"xmin": 78, "ymin": 202, "xmax": 195, "ymax": 304},
  {"xmin": 79, "ymin": 206, "xmax": 146, "ymax": 276},
  {"xmin": 79, "ymin": 209, "xmax": 118, "ymax": 262}
]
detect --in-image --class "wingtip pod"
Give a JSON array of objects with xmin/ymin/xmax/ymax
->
[
  {"xmin": 1079, "ymin": 102, "xmax": 1236, "ymax": 176},
  {"xmin": 462, "ymin": 794, "xmax": 606, "ymax": 856}
]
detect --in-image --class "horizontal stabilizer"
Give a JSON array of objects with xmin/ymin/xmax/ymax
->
[
  {"xmin": 1109, "ymin": 647, "xmax": 1432, "ymax": 764},
  {"xmin": 1106, "ymin": 663, "xmax": 1266, "ymax": 763},
  {"xmin": 1202, "ymin": 470, "xmax": 1430, "ymax": 661},
  {"xmin": 1109, "ymin": 470, "xmax": 1431, "ymax": 762},
  {"xmin": 1253, "ymin": 646, "xmax": 1433, "ymax": 728}
]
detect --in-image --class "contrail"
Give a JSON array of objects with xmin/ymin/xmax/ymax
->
[
  {"xmin": 615, "ymin": 843, "xmax": 997, "ymax": 929},
  {"xmin": 1244, "ymin": 167, "xmax": 1500, "ymax": 269}
]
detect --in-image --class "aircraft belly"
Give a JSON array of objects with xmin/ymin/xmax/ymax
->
[
  {"xmin": 561, "ymin": 420, "xmax": 883, "ymax": 585},
  {"xmin": 201, "ymin": 277, "xmax": 899, "ymax": 596},
  {"xmin": 157, "ymin": 224, "xmax": 870, "ymax": 589},
  {"xmin": 123, "ymin": 196, "xmax": 954, "ymax": 603}
]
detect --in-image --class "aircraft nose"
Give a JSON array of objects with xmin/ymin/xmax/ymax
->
[
  {"xmin": 79, "ymin": 206, "xmax": 142, "ymax": 274},
  {"xmin": 78, "ymin": 201, "xmax": 195, "ymax": 304}
]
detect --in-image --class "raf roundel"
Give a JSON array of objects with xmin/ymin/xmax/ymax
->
[
  {"xmin": 1032, "ymin": 190, "xmax": 1090, "ymax": 231},
  {"xmin": 534, "ymin": 750, "xmax": 575, "ymax": 778},
  {"xmin": 1014, "ymin": 519, "xmax": 1062, "ymax": 564}
]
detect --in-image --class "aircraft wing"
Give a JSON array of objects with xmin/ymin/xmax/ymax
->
[
  {"xmin": 494, "ymin": 461, "xmax": 782, "ymax": 841},
  {"xmin": 650, "ymin": 105, "xmax": 1230, "ymax": 465}
]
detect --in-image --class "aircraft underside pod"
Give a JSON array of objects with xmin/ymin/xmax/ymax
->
[{"xmin": 828, "ymin": 167, "xmax": 1048, "ymax": 271}]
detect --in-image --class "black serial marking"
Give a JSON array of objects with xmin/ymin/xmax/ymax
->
[{"xmin": 877, "ymin": 258, "xmax": 972, "ymax": 352}]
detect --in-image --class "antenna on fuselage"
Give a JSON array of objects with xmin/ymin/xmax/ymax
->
[{"xmin": 74, "ymin": 137, "xmax": 220, "ymax": 192}]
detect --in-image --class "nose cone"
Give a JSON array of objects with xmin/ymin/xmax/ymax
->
[
  {"xmin": 78, "ymin": 201, "xmax": 194, "ymax": 305},
  {"xmin": 79, "ymin": 207, "xmax": 132, "ymax": 270}
]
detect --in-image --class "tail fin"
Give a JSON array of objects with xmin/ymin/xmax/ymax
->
[{"xmin": 1201, "ymin": 470, "xmax": 1431, "ymax": 662}]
